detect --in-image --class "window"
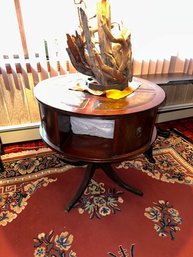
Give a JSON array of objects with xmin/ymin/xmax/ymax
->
[
  {"xmin": 0, "ymin": 0, "xmax": 193, "ymax": 129},
  {"xmin": 1, "ymin": 0, "xmax": 193, "ymax": 67},
  {"xmin": 110, "ymin": 0, "xmax": 193, "ymax": 60},
  {"xmin": 0, "ymin": 1, "xmax": 23, "ymax": 57}
]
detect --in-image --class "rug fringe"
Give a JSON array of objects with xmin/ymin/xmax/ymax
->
[
  {"xmin": 1, "ymin": 147, "xmax": 53, "ymax": 160},
  {"xmin": 0, "ymin": 165, "xmax": 75, "ymax": 186}
]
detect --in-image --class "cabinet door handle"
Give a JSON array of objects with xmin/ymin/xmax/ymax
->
[{"xmin": 136, "ymin": 127, "xmax": 143, "ymax": 138}]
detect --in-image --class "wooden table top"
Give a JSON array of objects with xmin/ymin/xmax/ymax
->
[{"xmin": 34, "ymin": 73, "xmax": 165, "ymax": 118}]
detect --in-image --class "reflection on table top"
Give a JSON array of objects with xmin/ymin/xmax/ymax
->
[{"xmin": 34, "ymin": 73, "xmax": 165, "ymax": 117}]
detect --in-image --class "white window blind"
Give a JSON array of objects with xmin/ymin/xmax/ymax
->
[
  {"xmin": 110, "ymin": 0, "xmax": 193, "ymax": 60},
  {"xmin": 0, "ymin": 1, "xmax": 23, "ymax": 56},
  {"xmin": 0, "ymin": 0, "xmax": 193, "ymax": 74},
  {"xmin": 0, "ymin": 0, "xmax": 193, "ymax": 128}
]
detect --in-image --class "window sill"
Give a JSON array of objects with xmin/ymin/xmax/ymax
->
[{"xmin": 135, "ymin": 73, "xmax": 193, "ymax": 85}]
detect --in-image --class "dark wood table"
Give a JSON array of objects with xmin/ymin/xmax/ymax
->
[
  {"xmin": 34, "ymin": 73, "xmax": 165, "ymax": 211},
  {"xmin": 0, "ymin": 137, "xmax": 4, "ymax": 173}
]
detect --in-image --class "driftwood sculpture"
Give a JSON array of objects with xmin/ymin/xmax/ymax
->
[{"xmin": 66, "ymin": 0, "xmax": 133, "ymax": 91}]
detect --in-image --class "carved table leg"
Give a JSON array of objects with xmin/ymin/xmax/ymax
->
[
  {"xmin": 0, "ymin": 158, "xmax": 4, "ymax": 174},
  {"xmin": 65, "ymin": 163, "xmax": 95, "ymax": 212},
  {"xmin": 65, "ymin": 162, "xmax": 143, "ymax": 212},
  {"xmin": 101, "ymin": 163, "xmax": 143, "ymax": 196},
  {"xmin": 0, "ymin": 137, "xmax": 4, "ymax": 173},
  {"xmin": 144, "ymin": 146, "xmax": 155, "ymax": 164},
  {"xmin": 144, "ymin": 128, "xmax": 171, "ymax": 163},
  {"xmin": 157, "ymin": 127, "xmax": 171, "ymax": 138}
]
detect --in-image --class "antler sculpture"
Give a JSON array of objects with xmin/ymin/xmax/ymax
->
[{"xmin": 66, "ymin": 0, "xmax": 133, "ymax": 91}]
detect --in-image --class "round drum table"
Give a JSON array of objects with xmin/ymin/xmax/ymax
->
[{"xmin": 34, "ymin": 73, "xmax": 165, "ymax": 211}]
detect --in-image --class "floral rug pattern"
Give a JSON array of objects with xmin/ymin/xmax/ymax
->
[
  {"xmin": 0, "ymin": 177, "xmax": 56, "ymax": 226},
  {"xmin": 75, "ymin": 179, "xmax": 124, "ymax": 219},
  {"xmin": 33, "ymin": 229, "xmax": 76, "ymax": 257},
  {"xmin": 144, "ymin": 200, "xmax": 182, "ymax": 240},
  {"xmin": 0, "ymin": 129, "xmax": 192, "ymax": 256},
  {"xmin": 117, "ymin": 130, "xmax": 193, "ymax": 185},
  {"xmin": 0, "ymin": 149, "xmax": 74, "ymax": 185},
  {"xmin": 108, "ymin": 244, "xmax": 135, "ymax": 257}
]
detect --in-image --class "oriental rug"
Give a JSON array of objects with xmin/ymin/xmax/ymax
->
[{"xmin": 0, "ymin": 130, "xmax": 193, "ymax": 257}]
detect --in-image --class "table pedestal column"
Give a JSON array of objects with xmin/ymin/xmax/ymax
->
[{"xmin": 65, "ymin": 162, "xmax": 143, "ymax": 212}]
